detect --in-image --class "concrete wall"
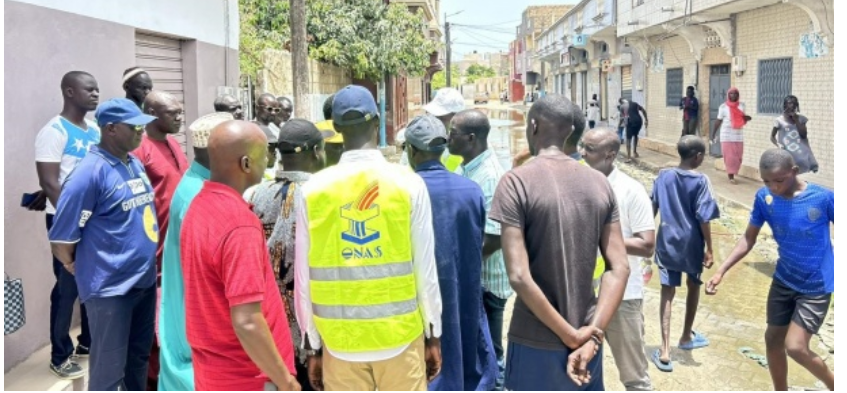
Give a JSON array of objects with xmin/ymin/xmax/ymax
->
[
  {"xmin": 4, "ymin": 0, "xmax": 238, "ymax": 371},
  {"xmin": 733, "ymin": 2, "xmax": 833, "ymax": 188}
]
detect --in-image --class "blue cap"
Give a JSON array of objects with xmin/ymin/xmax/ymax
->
[
  {"xmin": 332, "ymin": 85, "xmax": 379, "ymax": 126},
  {"xmin": 94, "ymin": 98, "xmax": 157, "ymax": 128}
]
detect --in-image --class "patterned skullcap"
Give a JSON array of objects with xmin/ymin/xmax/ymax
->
[{"xmin": 189, "ymin": 112, "xmax": 234, "ymax": 148}]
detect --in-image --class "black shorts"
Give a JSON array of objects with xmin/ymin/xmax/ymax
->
[
  {"xmin": 626, "ymin": 122, "xmax": 642, "ymax": 139},
  {"xmin": 766, "ymin": 279, "xmax": 832, "ymax": 334}
]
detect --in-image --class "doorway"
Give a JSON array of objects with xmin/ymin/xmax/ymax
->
[{"xmin": 709, "ymin": 64, "xmax": 731, "ymax": 157}]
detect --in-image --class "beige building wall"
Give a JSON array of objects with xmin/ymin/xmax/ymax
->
[
  {"xmin": 643, "ymin": 35, "xmax": 697, "ymax": 144},
  {"xmin": 262, "ymin": 50, "xmax": 351, "ymax": 98},
  {"xmin": 733, "ymin": 3, "xmax": 833, "ymax": 188}
]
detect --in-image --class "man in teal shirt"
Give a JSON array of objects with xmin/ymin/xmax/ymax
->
[{"xmin": 158, "ymin": 112, "xmax": 233, "ymax": 390}]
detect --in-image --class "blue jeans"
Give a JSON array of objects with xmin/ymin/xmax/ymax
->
[
  {"xmin": 617, "ymin": 127, "xmax": 625, "ymax": 143},
  {"xmin": 46, "ymin": 214, "xmax": 90, "ymax": 366},
  {"xmin": 85, "ymin": 286, "xmax": 156, "ymax": 391},
  {"xmin": 505, "ymin": 341, "xmax": 604, "ymax": 391}
]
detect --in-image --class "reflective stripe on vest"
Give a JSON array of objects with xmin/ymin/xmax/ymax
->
[{"xmin": 306, "ymin": 169, "xmax": 423, "ymax": 353}]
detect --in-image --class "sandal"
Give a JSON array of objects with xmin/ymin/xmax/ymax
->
[{"xmin": 651, "ymin": 349, "xmax": 673, "ymax": 372}]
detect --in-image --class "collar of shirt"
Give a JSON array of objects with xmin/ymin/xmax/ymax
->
[
  {"xmin": 204, "ymin": 181, "xmax": 251, "ymax": 209},
  {"xmin": 461, "ymin": 148, "xmax": 494, "ymax": 176},
  {"xmin": 415, "ymin": 160, "xmax": 446, "ymax": 173},
  {"xmin": 188, "ymin": 160, "xmax": 210, "ymax": 180},
  {"xmin": 607, "ymin": 166, "xmax": 620, "ymax": 184},
  {"xmin": 275, "ymin": 171, "xmax": 311, "ymax": 183},
  {"xmin": 338, "ymin": 149, "xmax": 386, "ymax": 165},
  {"xmin": 89, "ymin": 145, "xmax": 138, "ymax": 167}
]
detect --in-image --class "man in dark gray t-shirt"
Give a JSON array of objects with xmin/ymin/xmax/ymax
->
[{"xmin": 490, "ymin": 94, "xmax": 631, "ymax": 391}]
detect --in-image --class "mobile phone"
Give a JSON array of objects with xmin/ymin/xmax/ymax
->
[{"xmin": 20, "ymin": 192, "xmax": 38, "ymax": 207}]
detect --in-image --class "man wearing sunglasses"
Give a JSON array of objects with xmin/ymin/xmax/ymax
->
[
  {"xmin": 49, "ymin": 98, "xmax": 160, "ymax": 390},
  {"xmin": 254, "ymin": 93, "xmax": 282, "ymax": 139}
]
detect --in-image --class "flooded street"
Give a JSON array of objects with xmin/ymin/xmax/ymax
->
[{"xmin": 393, "ymin": 104, "xmax": 833, "ymax": 390}]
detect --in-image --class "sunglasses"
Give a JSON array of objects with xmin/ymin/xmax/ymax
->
[
  {"xmin": 258, "ymin": 105, "xmax": 282, "ymax": 114},
  {"xmin": 108, "ymin": 123, "xmax": 144, "ymax": 131}
]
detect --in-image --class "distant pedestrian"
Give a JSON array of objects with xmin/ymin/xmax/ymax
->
[
  {"xmin": 587, "ymin": 101, "xmax": 600, "ymax": 129},
  {"xmin": 158, "ymin": 112, "xmax": 232, "ymax": 391},
  {"xmin": 650, "ymin": 136, "xmax": 720, "ymax": 373},
  {"xmin": 580, "ymin": 127, "xmax": 655, "ymax": 391},
  {"xmin": 49, "ymin": 98, "xmax": 159, "ymax": 390},
  {"xmin": 248, "ymin": 119, "xmax": 329, "ymax": 390},
  {"xmin": 448, "ymin": 109, "xmax": 509, "ymax": 390},
  {"xmin": 214, "ymin": 94, "xmax": 244, "ymax": 120},
  {"xmin": 624, "ymin": 100, "xmax": 648, "ymax": 163},
  {"xmin": 679, "ymin": 86, "xmax": 700, "ymax": 136},
  {"xmin": 181, "ymin": 120, "xmax": 299, "ymax": 391},
  {"xmin": 771, "ymin": 95, "xmax": 819, "ymax": 174},
  {"xmin": 490, "ymin": 94, "xmax": 630, "ymax": 391},
  {"xmin": 277, "ymin": 96, "xmax": 294, "ymax": 127},
  {"xmin": 123, "ymin": 67, "xmax": 153, "ymax": 108},
  {"xmin": 616, "ymin": 98, "xmax": 629, "ymax": 144},
  {"xmin": 34, "ymin": 71, "xmax": 99, "ymax": 380},
  {"xmin": 405, "ymin": 114, "xmax": 498, "ymax": 391},
  {"xmin": 706, "ymin": 149, "xmax": 833, "ymax": 391},
  {"xmin": 711, "ymin": 87, "xmax": 752, "ymax": 184}
]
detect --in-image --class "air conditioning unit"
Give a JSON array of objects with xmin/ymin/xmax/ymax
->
[{"xmin": 732, "ymin": 55, "xmax": 746, "ymax": 76}]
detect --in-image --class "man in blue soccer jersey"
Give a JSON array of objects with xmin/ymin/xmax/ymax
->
[{"xmin": 49, "ymin": 98, "xmax": 159, "ymax": 391}]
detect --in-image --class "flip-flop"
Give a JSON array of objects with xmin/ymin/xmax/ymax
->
[
  {"xmin": 651, "ymin": 349, "xmax": 673, "ymax": 372},
  {"xmin": 679, "ymin": 331, "xmax": 710, "ymax": 350},
  {"xmin": 738, "ymin": 347, "xmax": 769, "ymax": 368}
]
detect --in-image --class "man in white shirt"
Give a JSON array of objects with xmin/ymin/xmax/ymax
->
[
  {"xmin": 34, "ymin": 71, "xmax": 100, "ymax": 380},
  {"xmin": 295, "ymin": 85, "xmax": 442, "ymax": 391},
  {"xmin": 580, "ymin": 127, "xmax": 656, "ymax": 391}
]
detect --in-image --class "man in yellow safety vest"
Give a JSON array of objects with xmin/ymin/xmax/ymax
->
[{"xmin": 294, "ymin": 85, "xmax": 443, "ymax": 391}]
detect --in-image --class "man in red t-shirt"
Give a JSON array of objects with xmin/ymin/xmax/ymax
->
[
  {"xmin": 133, "ymin": 91, "xmax": 189, "ymax": 390},
  {"xmin": 180, "ymin": 120, "xmax": 299, "ymax": 391}
]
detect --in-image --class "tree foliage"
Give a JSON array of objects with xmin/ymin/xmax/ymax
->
[
  {"xmin": 239, "ymin": 0, "xmax": 439, "ymax": 83},
  {"xmin": 465, "ymin": 64, "xmax": 497, "ymax": 83},
  {"xmin": 430, "ymin": 65, "xmax": 460, "ymax": 91}
]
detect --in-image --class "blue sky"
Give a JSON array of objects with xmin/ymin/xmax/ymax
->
[{"xmin": 441, "ymin": 0, "xmax": 580, "ymax": 60}]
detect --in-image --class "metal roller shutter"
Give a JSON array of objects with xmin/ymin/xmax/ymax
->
[
  {"xmin": 135, "ymin": 32, "xmax": 187, "ymax": 154},
  {"xmin": 621, "ymin": 65, "xmax": 633, "ymax": 102}
]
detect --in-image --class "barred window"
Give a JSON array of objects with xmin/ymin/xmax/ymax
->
[
  {"xmin": 666, "ymin": 68, "xmax": 683, "ymax": 107},
  {"xmin": 758, "ymin": 58, "xmax": 793, "ymax": 114}
]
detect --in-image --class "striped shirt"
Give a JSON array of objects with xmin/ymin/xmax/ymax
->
[{"xmin": 462, "ymin": 149, "xmax": 513, "ymax": 299}]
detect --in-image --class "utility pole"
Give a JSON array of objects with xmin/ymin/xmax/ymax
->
[
  {"xmin": 445, "ymin": 17, "xmax": 452, "ymax": 87},
  {"xmin": 291, "ymin": 0, "xmax": 310, "ymax": 119}
]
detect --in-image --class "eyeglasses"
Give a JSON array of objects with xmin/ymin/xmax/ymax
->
[{"xmin": 258, "ymin": 105, "xmax": 282, "ymax": 114}]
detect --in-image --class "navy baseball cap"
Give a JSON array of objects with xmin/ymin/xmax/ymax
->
[
  {"xmin": 332, "ymin": 85, "xmax": 379, "ymax": 126},
  {"xmin": 94, "ymin": 98, "xmax": 157, "ymax": 128}
]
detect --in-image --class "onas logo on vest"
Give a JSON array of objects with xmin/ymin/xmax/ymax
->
[{"xmin": 340, "ymin": 181, "xmax": 383, "ymax": 260}]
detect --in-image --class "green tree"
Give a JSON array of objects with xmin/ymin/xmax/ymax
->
[
  {"xmin": 465, "ymin": 64, "xmax": 497, "ymax": 83},
  {"xmin": 239, "ymin": 0, "xmax": 439, "ymax": 83},
  {"xmin": 431, "ymin": 65, "xmax": 460, "ymax": 91}
]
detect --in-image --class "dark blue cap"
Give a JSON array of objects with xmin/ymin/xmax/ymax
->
[
  {"xmin": 94, "ymin": 98, "xmax": 157, "ymax": 128},
  {"xmin": 332, "ymin": 85, "xmax": 379, "ymax": 126}
]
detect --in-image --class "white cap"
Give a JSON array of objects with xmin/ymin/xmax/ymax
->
[
  {"xmin": 189, "ymin": 112, "xmax": 234, "ymax": 148},
  {"xmin": 424, "ymin": 88, "xmax": 465, "ymax": 117}
]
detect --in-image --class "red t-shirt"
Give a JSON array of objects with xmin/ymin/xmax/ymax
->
[
  {"xmin": 132, "ymin": 134, "xmax": 188, "ymax": 269},
  {"xmin": 181, "ymin": 182, "xmax": 296, "ymax": 391}
]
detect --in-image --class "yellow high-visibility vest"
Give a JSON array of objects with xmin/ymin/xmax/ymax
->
[
  {"xmin": 442, "ymin": 153, "xmax": 463, "ymax": 173},
  {"xmin": 305, "ymin": 169, "xmax": 423, "ymax": 352}
]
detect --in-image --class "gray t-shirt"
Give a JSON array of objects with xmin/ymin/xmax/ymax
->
[{"xmin": 489, "ymin": 155, "xmax": 619, "ymax": 350}]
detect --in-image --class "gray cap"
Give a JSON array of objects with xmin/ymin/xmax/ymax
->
[{"xmin": 405, "ymin": 114, "xmax": 448, "ymax": 152}]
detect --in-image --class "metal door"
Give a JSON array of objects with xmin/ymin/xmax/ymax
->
[
  {"xmin": 709, "ymin": 64, "xmax": 731, "ymax": 157},
  {"xmin": 621, "ymin": 66, "xmax": 632, "ymax": 102},
  {"xmin": 135, "ymin": 32, "xmax": 186, "ymax": 154}
]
